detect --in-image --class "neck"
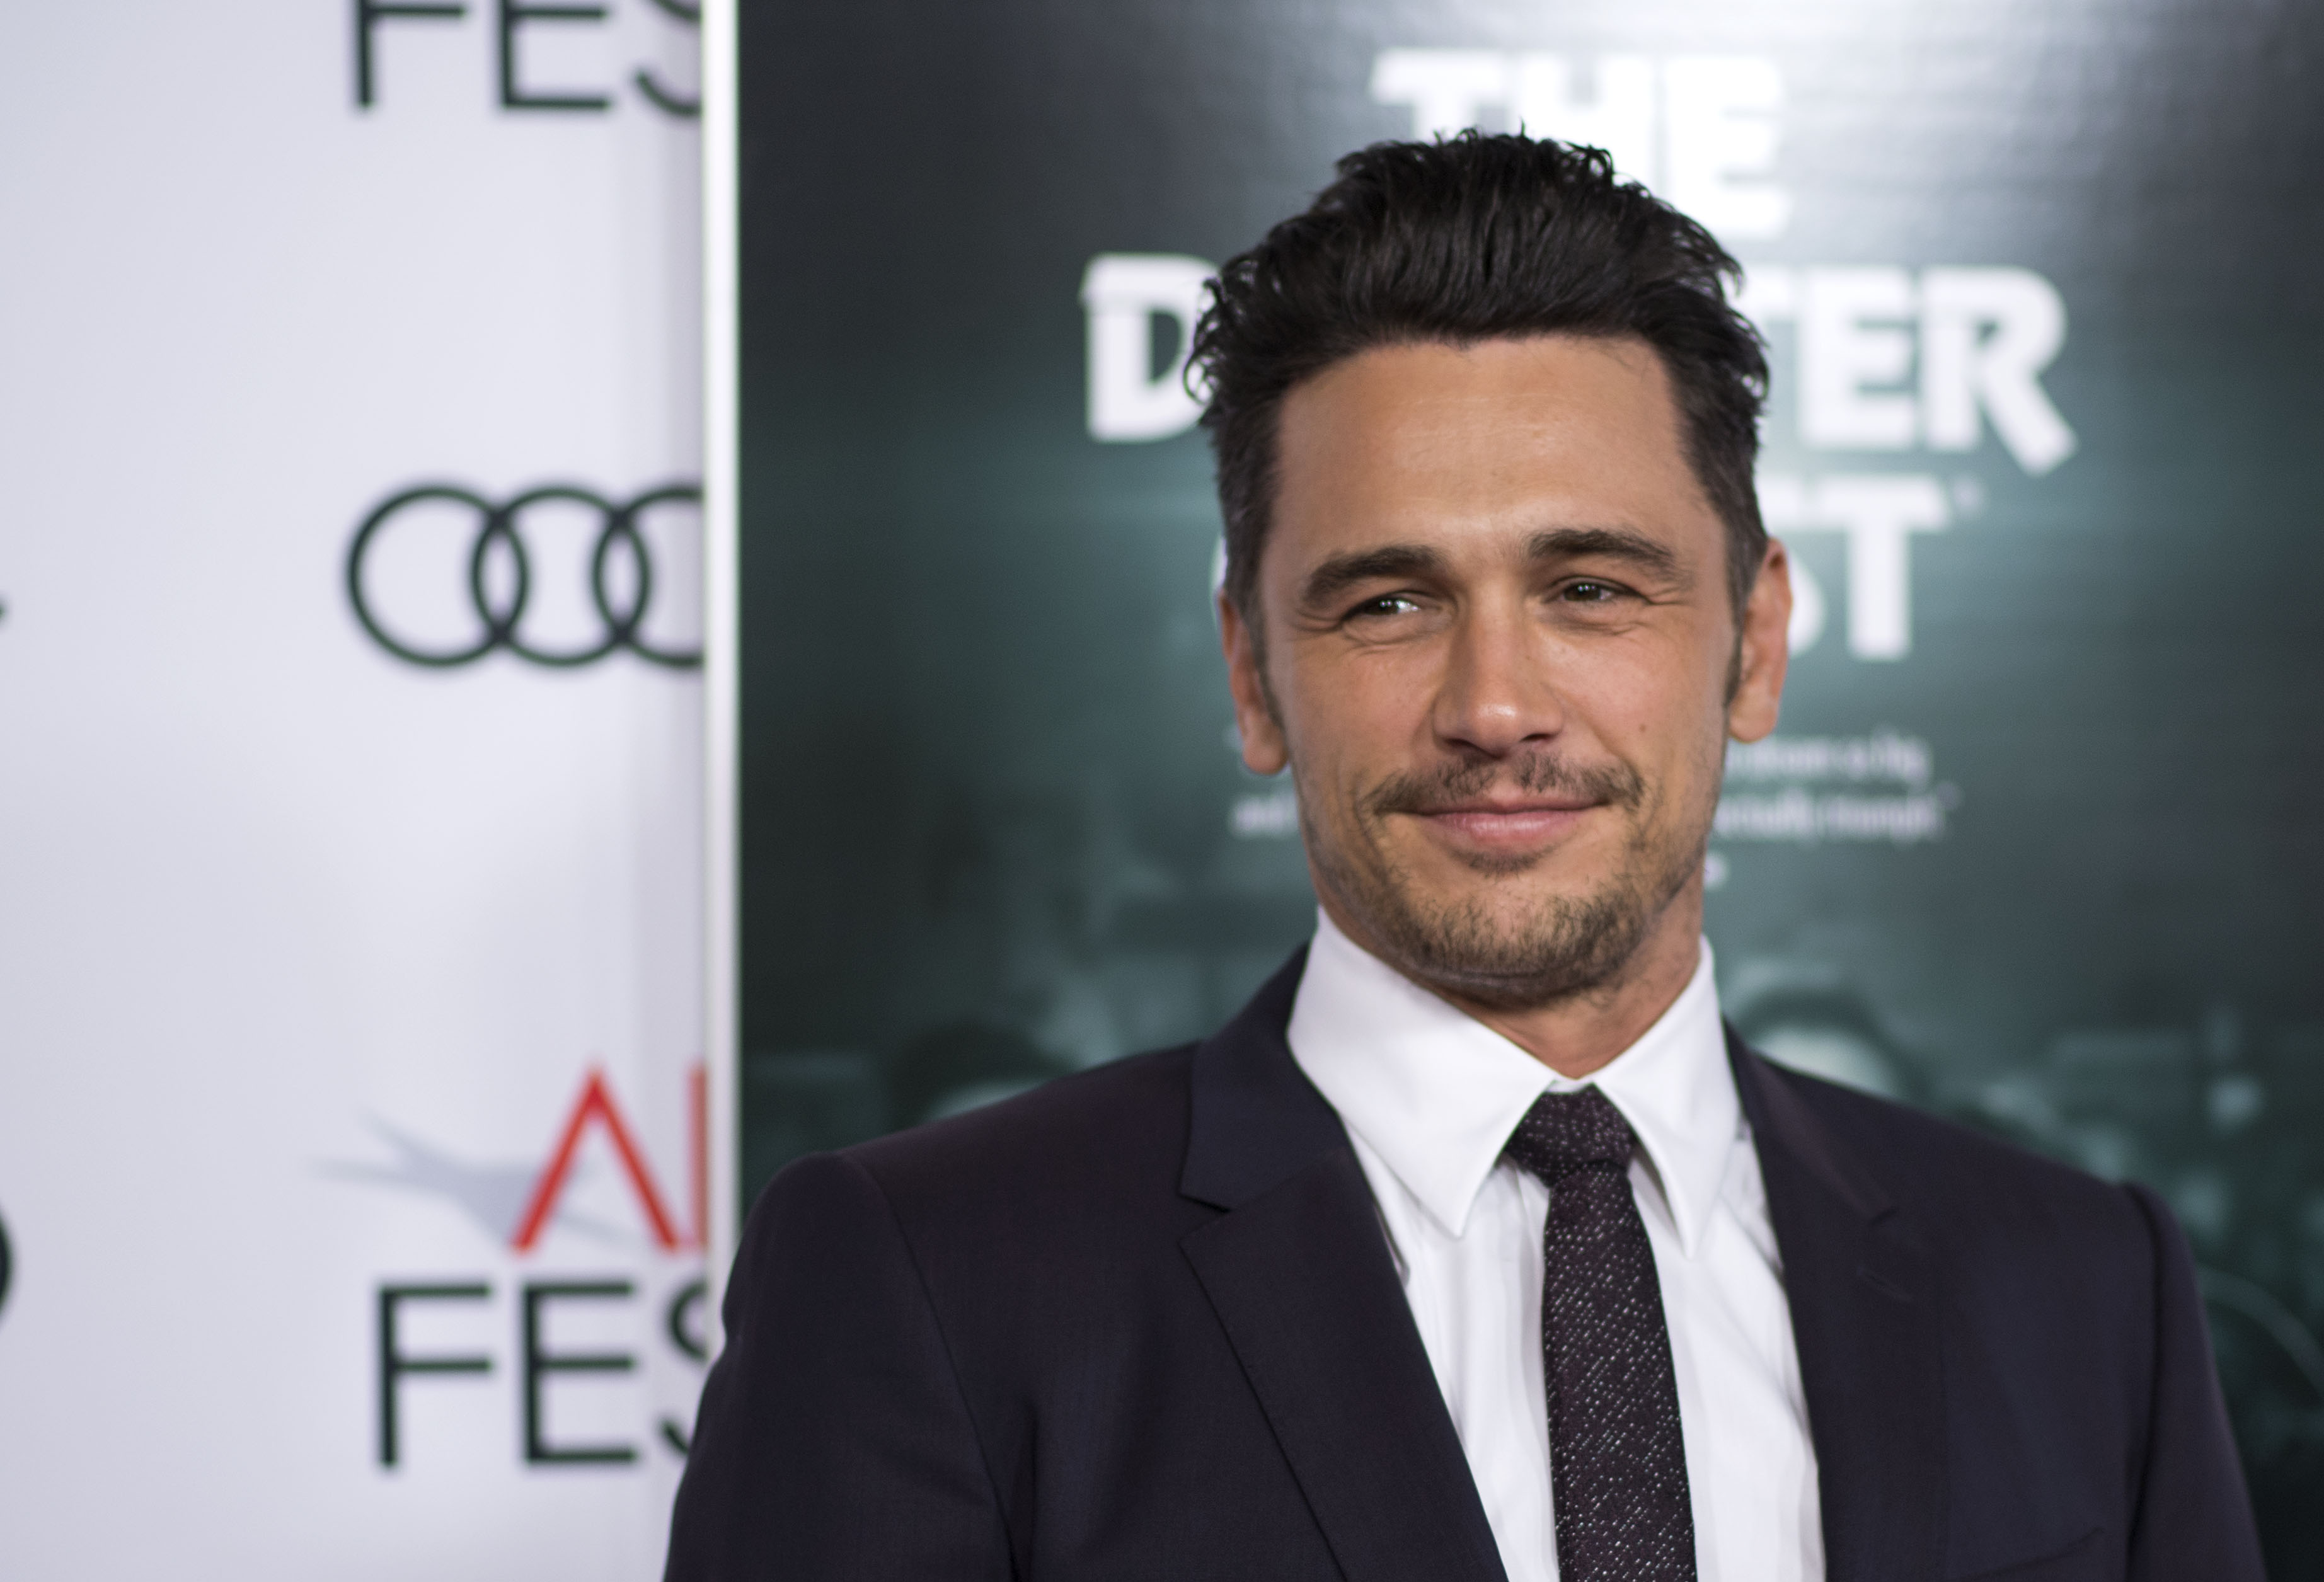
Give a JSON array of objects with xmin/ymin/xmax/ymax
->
[{"xmin": 1323, "ymin": 888, "xmax": 1707, "ymax": 1081}]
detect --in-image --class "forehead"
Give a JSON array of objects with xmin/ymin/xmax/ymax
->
[{"xmin": 1268, "ymin": 335, "xmax": 1717, "ymax": 573}]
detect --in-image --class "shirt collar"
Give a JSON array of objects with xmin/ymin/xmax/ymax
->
[{"xmin": 1286, "ymin": 908, "xmax": 1739, "ymax": 1258}]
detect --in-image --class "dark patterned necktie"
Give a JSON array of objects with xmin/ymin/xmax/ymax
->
[{"xmin": 1502, "ymin": 1087, "xmax": 1697, "ymax": 1582}]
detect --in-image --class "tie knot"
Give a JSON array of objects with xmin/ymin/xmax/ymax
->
[{"xmin": 1502, "ymin": 1087, "xmax": 1637, "ymax": 1183}]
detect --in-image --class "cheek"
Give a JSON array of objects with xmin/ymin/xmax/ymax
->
[
  {"xmin": 1284, "ymin": 649, "xmax": 1439, "ymax": 771},
  {"xmin": 1554, "ymin": 634, "xmax": 1725, "ymax": 768}
]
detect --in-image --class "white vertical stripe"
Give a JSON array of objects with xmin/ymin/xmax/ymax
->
[{"xmin": 699, "ymin": 0, "xmax": 742, "ymax": 1340}]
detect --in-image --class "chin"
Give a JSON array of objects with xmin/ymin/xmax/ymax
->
[
  {"xmin": 1347, "ymin": 852, "xmax": 1683, "ymax": 1010},
  {"xmin": 1415, "ymin": 830, "xmax": 1605, "ymax": 884}
]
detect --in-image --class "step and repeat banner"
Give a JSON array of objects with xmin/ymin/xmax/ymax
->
[
  {"xmin": 0, "ymin": 4, "xmax": 704, "ymax": 1577},
  {"xmin": 735, "ymin": 0, "xmax": 2324, "ymax": 1571}
]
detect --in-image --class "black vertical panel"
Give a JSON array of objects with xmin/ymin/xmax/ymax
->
[{"xmin": 739, "ymin": 3, "xmax": 2324, "ymax": 1566}]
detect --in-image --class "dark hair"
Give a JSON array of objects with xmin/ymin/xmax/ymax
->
[{"xmin": 1191, "ymin": 133, "xmax": 1769, "ymax": 625}]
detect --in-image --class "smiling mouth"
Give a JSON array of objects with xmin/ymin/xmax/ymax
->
[
  {"xmin": 1410, "ymin": 800, "xmax": 1602, "ymax": 851},
  {"xmin": 1364, "ymin": 752, "xmax": 1642, "ymax": 859}
]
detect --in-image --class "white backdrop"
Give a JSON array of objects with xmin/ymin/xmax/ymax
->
[{"xmin": 0, "ymin": 3, "xmax": 708, "ymax": 1576}]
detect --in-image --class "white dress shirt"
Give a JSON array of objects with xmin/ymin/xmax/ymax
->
[{"xmin": 1286, "ymin": 910, "xmax": 1824, "ymax": 1582}]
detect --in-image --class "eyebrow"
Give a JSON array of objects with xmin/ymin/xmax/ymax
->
[
  {"xmin": 1299, "ymin": 544, "xmax": 1447, "ymax": 608},
  {"xmin": 1527, "ymin": 525, "xmax": 1688, "ymax": 585}
]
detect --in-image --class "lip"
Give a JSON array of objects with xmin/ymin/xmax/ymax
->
[{"xmin": 1409, "ymin": 800, "xmax": 1602, "ymax": 852}]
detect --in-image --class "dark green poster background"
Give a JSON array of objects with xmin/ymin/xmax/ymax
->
[{"xmin": 737, "ymin": 1, "xmax": 2324, "ymax": 1565}]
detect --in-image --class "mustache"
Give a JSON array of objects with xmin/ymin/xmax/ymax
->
[{"xmin": 1362, "ymin": 750, "xmax": 1645, "ymax": 820}]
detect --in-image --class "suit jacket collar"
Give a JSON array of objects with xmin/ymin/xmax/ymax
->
[
  {"xmin": 1729, "ymin": 1026, "xmax": 1948, "ymax": 1581},
  {"xmin": 1180, "ymin": 947, "xmax": 1346, "ymax": 1210},
  {"xmin": 1176, "ymin": 956, "xmax": 1950, "ymax": 1582},
  {"xmin": 1180, "ymin": 947, "xmax": 1508, "ymax": 1582}
]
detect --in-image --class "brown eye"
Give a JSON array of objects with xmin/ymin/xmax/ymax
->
[{"xmin": 1349, "ymin": 594, "xmax": 1421, "ymax": 620}]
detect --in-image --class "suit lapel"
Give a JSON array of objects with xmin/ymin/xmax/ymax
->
[
  {"xmin": 1730, "ymin": 1028, "xmax": 1947, "ymax": 1582},
  {"xmin": 1180, "ymin": 953, "xmax": 1507, "ymax": 1582}
]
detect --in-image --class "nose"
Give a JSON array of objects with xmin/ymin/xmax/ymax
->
[{"xmin": 1431, "ymin": 597, "xmax": 1567, "ymax": 759}]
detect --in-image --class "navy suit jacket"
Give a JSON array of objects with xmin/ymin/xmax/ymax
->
[{"xmin": 667, "ymin": 953, "xmax": 2262, "ymax": 1581}]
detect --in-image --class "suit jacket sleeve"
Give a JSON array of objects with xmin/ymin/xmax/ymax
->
[
  {"xmin": 2120, "ymin": 1181, "xmax": 2265, "ymax": 1581},
  {"xmin": 664, "ymin": 1152, "xmax": 1014, "ymax": 1582}
]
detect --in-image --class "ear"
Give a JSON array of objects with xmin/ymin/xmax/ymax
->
[
  {"xmin": 1218, "ymin": 593, "xmax": 1289, "ymax": 776},
  {"xmin": 1727, "ymin": 539, "xmax": 1793, "ymax": 745}
]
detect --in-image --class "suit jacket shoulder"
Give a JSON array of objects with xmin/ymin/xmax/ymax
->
[
  {"xmin": 846, "ymin": 1041, "xmax": 1205, "ymax": 1239},
  {"xmin": 748, "ymin": 957, "xmax": 1500, "ymax": 1582},
  {"xmin": 1733, "ymin": 1042, "xmax": 2261, "ymax": 1581},
  {"xmin": 1759, "ymin": 1057, "xmax": 2156, "ymax": 1288}
]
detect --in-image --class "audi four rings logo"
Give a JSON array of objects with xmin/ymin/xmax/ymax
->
[{"xmin": 347, "ymin": 483, "xmax": 703, "ymax": 668}]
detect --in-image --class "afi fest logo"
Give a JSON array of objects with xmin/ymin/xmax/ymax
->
[
  {"xmin": 348, "ymin": 1065, "xmax": 708, "ymax": 1471},
  {"xmin": 354, "ymin": 0, "xmax": 701, "ymax": 117},
  {"xmin": 1083, "ymin": 50, "xmax": 2078, "ymax": 667}
]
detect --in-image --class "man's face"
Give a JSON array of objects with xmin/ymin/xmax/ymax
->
[{"xmin": 1221, "ymin": 335, "xmax": 1790, "ymax": 1012}]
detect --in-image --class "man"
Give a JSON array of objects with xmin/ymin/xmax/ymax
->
[{"xmin": 668, "ymin": 135, "xmax": 2260, "ymax": 1581}]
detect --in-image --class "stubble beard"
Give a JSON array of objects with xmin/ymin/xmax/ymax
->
[{"xmin": 1302, "ymin": 747, "xmax": 1715, "ymax": 1014}]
